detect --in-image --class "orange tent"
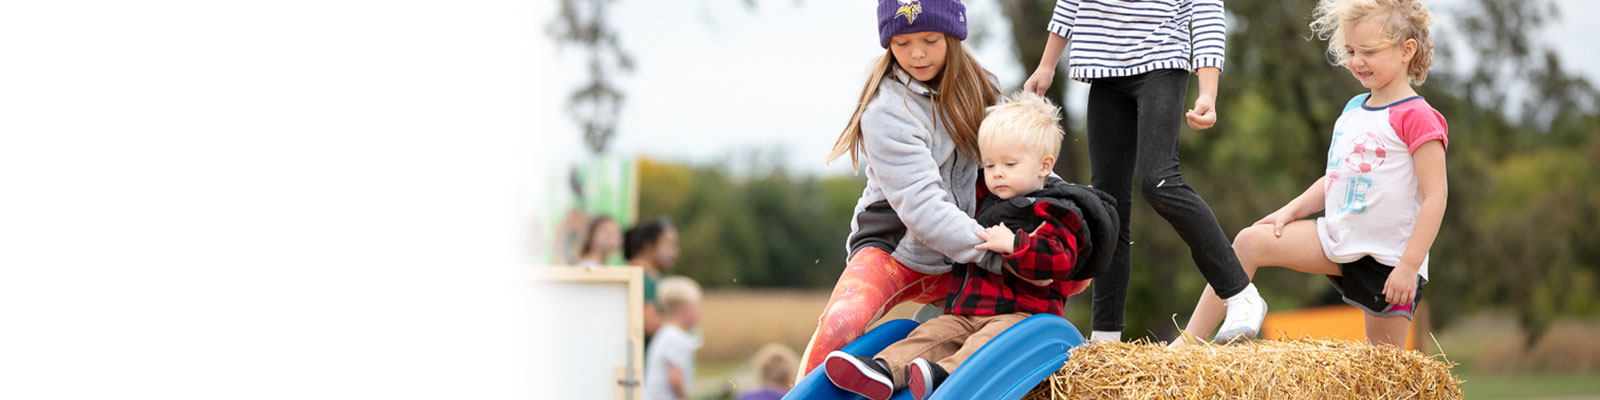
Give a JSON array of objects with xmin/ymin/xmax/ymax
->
[{"xmin": 1260, "ymin": 301, "xmax": 1431, "ymax": 350}]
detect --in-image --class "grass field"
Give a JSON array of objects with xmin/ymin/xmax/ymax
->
[
  {"xmin": 1436, "ymin": 314, "xmax": 1600, "ymax": 399},
  {"xmin": 691, "ymin": 289, "xmax": 1600, "ymax": 399},
  {"xmin": 1457, "ymin": 371, "xmax": 1600, "ymax": 399}
]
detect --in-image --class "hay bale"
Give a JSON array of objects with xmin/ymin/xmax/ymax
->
[{"xmin": 1022, "ymin": 338, "xmax": 1463, "ymax": 400}]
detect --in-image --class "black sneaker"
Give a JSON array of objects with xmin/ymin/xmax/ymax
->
[
  {"xmin": 907, "ymin": 358, "xmax": 949, "ymax": 400},
  {"xmin": 823, "ymin": 351, "xmax": 893, "ymax": 400}
]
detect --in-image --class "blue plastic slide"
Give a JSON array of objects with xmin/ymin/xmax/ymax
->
[
  {"xmin": 924, "ymin": 314, "xmax": 1084, "ymax": 400},
  {"xmin": 784, "ymin": 319, "xmax": 919, "ymax": 400},
  {"xmin": 783, "ymin": 314, "xmax": 1086, "ymax": 400}
]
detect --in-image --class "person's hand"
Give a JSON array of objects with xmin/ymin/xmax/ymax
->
[
  {"xmin": 1024, "ymin": 67, "xmax": 1055, "ymax": 97},
  {"xmin": 974, "ymin": 223, "xmax": 1016, "ymax": 254},
  {"xmin": 1252, "ymin": 207, "xmax": 1296, "ymax": 238},
  {"xmin": 1185, "ymin": 94, "xmax": 1217, "ymax": 130},
  {"xmin": 1383, "ymin": 263, "xmax": 1420, "ymax": 306}
]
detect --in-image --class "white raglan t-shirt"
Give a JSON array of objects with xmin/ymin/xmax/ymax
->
[{"xmin": 1317, "ymin": 94, "xmax": 1449, "ymax": 282}]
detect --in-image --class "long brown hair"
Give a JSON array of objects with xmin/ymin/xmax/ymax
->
[{"xmin": 824, "ymin": 33, "xmax": 1000, "ymax": 169}]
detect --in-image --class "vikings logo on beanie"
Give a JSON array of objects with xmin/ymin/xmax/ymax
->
[
  {"xmin": 878, "ymin": 0, "xmax": 967, "ymax": 48},
  {"xmin": 895, "ymin": 0, "xmax": 922, "ymax": 24}
]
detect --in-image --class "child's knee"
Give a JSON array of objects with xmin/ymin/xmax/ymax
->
[
  {"xmin": 1136, "ymin": 173, "xmax": 1183, "ymax": 209},
  {"xmin": 1232, "ymin": 226, "xmax": 1271, "ymax": 265},
  {"xmin": 1136, "ymin": 174, "xmax": 1167, "ymax": 195}
]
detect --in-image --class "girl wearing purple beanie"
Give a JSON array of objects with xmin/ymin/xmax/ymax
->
[{"xmin": 800, "ymin": 0, "xmax": 1003, "ymax": 384}]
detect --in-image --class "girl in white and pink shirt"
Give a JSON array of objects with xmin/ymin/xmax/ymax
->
[{"xmin": 1174, "ymin": 0, "xmax": 1448, "ymax": 347}]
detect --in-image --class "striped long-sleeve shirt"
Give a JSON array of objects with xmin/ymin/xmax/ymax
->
[{"xmin": 1048, "ymin": 0, "xmax": 1226, "ymax": 81}]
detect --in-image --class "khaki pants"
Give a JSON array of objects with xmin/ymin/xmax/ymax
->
[{"xmin": 873, "ymin": 313, "xmax": 1030, "ymax": 388}]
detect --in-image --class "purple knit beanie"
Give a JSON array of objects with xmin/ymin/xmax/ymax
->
[{"xmin": 878, "ymin": 0, "xmax": 967, "ymax": 48}]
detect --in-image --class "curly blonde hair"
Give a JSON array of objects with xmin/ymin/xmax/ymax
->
[{"xmin": 1310, "ymin": 0, "xmax": 1436, "ymax": 85}]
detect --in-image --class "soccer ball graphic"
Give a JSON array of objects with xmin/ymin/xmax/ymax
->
[{"xmin": 1342, "ymin": 132, "xmax": 1387, "ymax": 173}]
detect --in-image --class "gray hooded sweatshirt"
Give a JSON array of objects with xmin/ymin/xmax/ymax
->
[{"xmin": 845, "ymin": 67, "xmax": 1003, "ymax": 275}]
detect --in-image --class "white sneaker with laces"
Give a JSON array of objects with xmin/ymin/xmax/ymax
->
[{"xmin": 1214, "ymin": 283, "xmax": 1267, "ymax": 343}]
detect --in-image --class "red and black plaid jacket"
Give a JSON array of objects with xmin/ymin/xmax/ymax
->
[{"xmin": 945, "ymin": 178, "xmax": 1091, "ymax": 316}]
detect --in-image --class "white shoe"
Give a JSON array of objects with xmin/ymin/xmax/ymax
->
[
  {"xmin": 1214, "ymin": 284, "xmax": 1267, "ymax": 343},
  {"xmin": 1090, "ymin": 330, "xmax": 1122, "ymax": 343}
]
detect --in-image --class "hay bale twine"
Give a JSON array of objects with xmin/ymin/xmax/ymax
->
[{"xmin": 1022, "ymin": 338, "xmax": 1463, "ymax": 400}]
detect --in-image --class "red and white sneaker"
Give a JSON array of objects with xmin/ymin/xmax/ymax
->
[
  {"xmin": 907, "ymin": 358, "xmax": 949, "ymax": 400},
  {"xmin": 823, "ymin": 351, "xmax": 893, "ymax": 400}
]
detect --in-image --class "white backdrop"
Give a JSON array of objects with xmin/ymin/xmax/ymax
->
[
  {"xmin": 0, "ymin": 0, "xmax": 552, "ymax": 398},
  {"xmin": 532, "ymin": 280, "xmax": 636, "ymax": 398}
]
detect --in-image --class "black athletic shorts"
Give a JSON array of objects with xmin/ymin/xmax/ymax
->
[{"xmin": 1325, "ymin": 256, "xmax": 1423, "ymax": 319}]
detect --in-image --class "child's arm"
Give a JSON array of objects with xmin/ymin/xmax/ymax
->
[
  {"xmin": 1385, "ymin": 141, "xmax": 1447, "ymax": 305},
  {"xmin": 1024, "ymin": 34, "xmax": 1069, "ymax": 96},
  {"xmin": 1257, "ymin": 176, "xmax": 1330, "ymax": 237},
  {"xmin": 667, "ymin": 364, "xmax": 688, "ymax": 398},
  {"xmin": 863, "ymin": 107, "xmax": 1000, "ymax": 272},
  {"xmin": 1024, "ymin": 0, "xmax": 1079, "ymax": 96},
  {"xmin": 1186, "ymin": 0, "xmax": 1226, "ymax": 130},
  {"xmin": 1185, "ymin": 67, "xmax": 1220, "ymax": 130}
]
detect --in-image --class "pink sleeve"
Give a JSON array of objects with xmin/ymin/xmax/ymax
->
[{"xmin": 1389, "ymin": 101, "xmax": 1449, "ymax": 153}]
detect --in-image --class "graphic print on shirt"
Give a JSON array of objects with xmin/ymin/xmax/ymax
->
[
  {"xmin": 1326, "ymin": 130, "xmax": 1346, "ymax": 183},
  {"xmin": 1327, "ymin": 131, "xmax": 1389, "ymax": 216},
  {"xmin": 1339, "ymin": 175, "xmax": 1374, "ymax": 214},
  {"xmin": 1342, "ymin": 132, "xmax": 1388, "ymax": 173}
]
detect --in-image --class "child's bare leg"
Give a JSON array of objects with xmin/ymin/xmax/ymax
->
[
  {"xmin": 1172, "ymin": 285, "xmax": 1240, "ymax": 346},
  {"xmin": 1174, "ymin": 221, "xmax": 1341, "ymax": 344},
  {"xmin": 1364, "ymin": 314, "xmax": 1412, "ymax": 347}
]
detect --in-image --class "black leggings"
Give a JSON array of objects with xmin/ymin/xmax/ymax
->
[{"xmin": 1085, "ymin": 69, "xmax": 1249, "ymax": 332}]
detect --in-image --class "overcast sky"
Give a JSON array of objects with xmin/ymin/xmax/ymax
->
[{"xmin": 539, "ymin": 0, "xmax": 1600, "ymax": 176}]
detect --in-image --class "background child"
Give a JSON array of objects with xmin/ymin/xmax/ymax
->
[
  {"xmin": 1022, "ymin": 0, "xmax": 1268, "ymax": 343},
  {"xmin": 736, "ymin": 343, "xmax": 799, "ymax": 400},
  {"xmin": 801, "ymin": 0, "xmax": 1006, "ymax": 376},
  {"xmin": 1173, "ymin": 0, "xmax": 1446, "ymax": 347},
  {"xmin": 822, "ymin": 93, "xmax": 1117, "ymax": 400},
  {"xmin": 643, "ymin": 276, "xmax": 703, "ymax": 400}
]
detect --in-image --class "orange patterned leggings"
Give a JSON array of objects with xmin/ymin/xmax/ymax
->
[{"xmin": 797, "ymin": 247, "xmax": 952, "ymax": 376}]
